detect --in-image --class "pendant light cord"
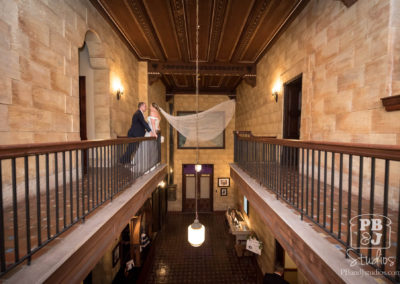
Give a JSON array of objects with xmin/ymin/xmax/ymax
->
[{"xmin": 195, "ymin": 0, "xmax": 199, "ymax": 220}]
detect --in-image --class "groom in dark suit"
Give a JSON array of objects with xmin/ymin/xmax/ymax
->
[{"xmin": 120, "ymin": 102, "xmax": 151, "ymax": 163}]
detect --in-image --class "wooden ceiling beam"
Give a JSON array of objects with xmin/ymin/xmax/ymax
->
[
  {"xmin": 148, "ymin": 61, "xmax": 256, "ymax": 76},
  {"xmin": 167, "ymin": 89, "xmax": 236, "ymax": 95}
]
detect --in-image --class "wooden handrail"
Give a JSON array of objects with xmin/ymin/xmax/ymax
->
[
  {"xmin": 0, "ymin": 137, "xmax": 156, "ymax": 159},
  {"xmin": 235, "ymin": 131, "xmax": 400, "ymax": 161}
]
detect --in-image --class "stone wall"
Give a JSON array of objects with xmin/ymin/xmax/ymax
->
[
  {"xmin": 236, "ymin": 0, "xmax": 400, "ymax": 144},
  {"xmin": 168, "ymin": 95, "xmax": 235, "ymax": 212},
  {"xmin": 236, "ymin": 188, "xmax": 309, "ymax": 284},
  {"xmin": 0, "ymin": 0, "xmax": 141, "ymax": 145},
  {"xmin": 235, "ymin": 0, "xmax": 400, "ymax": 206}
]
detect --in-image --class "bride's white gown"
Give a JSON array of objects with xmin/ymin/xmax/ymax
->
[{"xmin": 133, "ymin": 116, "xmax": 160, "ymax": 174}]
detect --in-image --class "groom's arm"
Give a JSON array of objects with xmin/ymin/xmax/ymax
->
[{"xmin": 139, "ymin": 112, "xmax": 151, "ymax": 132}]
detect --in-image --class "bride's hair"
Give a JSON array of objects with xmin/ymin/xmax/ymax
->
[{"xmin": 151, "ymin": 103, "xmax": 160, "ymax": 111}]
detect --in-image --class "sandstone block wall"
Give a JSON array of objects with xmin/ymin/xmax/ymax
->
[
  {"xmin": 236, "ymin": 0, "xmax": 400, "ymax": 144},
  {"xmin": 235, "ymin": 0, "xmax": 400, "ymax": 208},
  {"xmin": 0, "ymin": 0, "xmax": 142, "ymax": 145},
  {"xmin": 169, "ymin": 95, "xmax": 235, "ymax": 212}
]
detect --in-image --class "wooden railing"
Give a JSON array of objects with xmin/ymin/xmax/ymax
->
[
  {"xmin": 233, "ymin": 131, "xmax": 400, "ymax": 283},
  {"xmin": 0, "ymin": 137, "xmax": 160, "ymax": 275}
]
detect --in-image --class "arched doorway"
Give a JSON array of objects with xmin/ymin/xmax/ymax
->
[{"xmin": 78, "ymin": 30, "xmax": 110, "ymax": 140}]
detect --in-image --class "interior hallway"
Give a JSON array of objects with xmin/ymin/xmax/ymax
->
[{"xmin": 138, "ymin": 213, "xmax": 261, "ymax": 284}]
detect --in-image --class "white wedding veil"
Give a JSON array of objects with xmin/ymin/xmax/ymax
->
[{"xmin": 159, "ymin": 99, "xmax": 235, "ymax": 142}]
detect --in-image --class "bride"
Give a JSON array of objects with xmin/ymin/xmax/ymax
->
[{"xmin": 145, "ymin": 103, "xmax": 161, "ymax": 138}]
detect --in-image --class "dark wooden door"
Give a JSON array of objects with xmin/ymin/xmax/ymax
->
[
  {"xmin": 182, "ymin": 164, "xmax": 213, "ymax": 212},
  {"xmin": 79, "ymin": 76, "xmax": 88, "ymax": 173},
  {"xmin": 79, "ymin": 76, "xmax": 87, "ymax": 141},
  {"xmin": 283, "ymin": 75, "xmax": 302, "ymax": 140},
  {"xmin": 283, "ymin": 75, "xmax": 302, "ymax": 167}
]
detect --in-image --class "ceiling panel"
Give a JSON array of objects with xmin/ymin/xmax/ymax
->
[
  {"xmin": 91, "ymin": 0, "xmax": 309, "ymax": 94},
  {"xmin": 143, "ymin": 0, "xmax": 181, "ymax": 60},
  {"xmin": 215, "ymin": 0, "xmax": 255, "ymax": 62}
]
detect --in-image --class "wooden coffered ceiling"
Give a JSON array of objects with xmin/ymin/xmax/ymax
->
[{"xmin": 90, "ymin": 0, "xmax": 309, "ymax": 95}]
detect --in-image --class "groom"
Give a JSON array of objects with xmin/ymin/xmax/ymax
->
[{"xmin": 120, "ymin": 102, "xmax": 151, "ymax": 163}]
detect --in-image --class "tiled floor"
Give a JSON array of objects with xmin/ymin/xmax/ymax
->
[{"xmin": 139, "ymin": 213, "xmax": 261, "ymax": 284}]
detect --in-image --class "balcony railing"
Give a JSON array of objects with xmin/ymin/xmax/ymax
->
[
  {"xmin": 0, "ymin": 137, "xmax": 160, "ymax": 275},
  {"xmin": 234, "ymin": 131, "xmax": 400, "ymax": 283}
]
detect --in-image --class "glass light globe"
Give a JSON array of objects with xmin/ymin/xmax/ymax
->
[
  {"xmin": 188, "ymin": 219, "xmax": 205, "ymax": 247},
  {"xmin": 195, "ymin": 164, "xmax": 202, "ymax": 172}
]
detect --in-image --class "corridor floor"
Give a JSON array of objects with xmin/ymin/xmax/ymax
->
[{"xmin": 139, "ymin": 213, "xmax": 261, "ymax": 284}]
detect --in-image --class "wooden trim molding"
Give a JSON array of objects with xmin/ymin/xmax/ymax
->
[
  {"xmin": 381, "ymin": 94, "xmax": 400, "ymax": 112},
  {"xmin": 235, "ymin": 132, "xmax": 400, "ymax": 161},
  {"xmin": 0, "ymin": 137, "xmax": 156, "ymax": 159}
]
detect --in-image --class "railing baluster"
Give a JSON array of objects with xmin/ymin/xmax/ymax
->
[
  {"xmin": 55, "ymin": 153, "xmax": 59, "ymax": 234},
  {"xmin": 11, "ymin": 158, "xmax": 19, "ymax": 262},
  {"xmin": 311, "ymin": 149, "xmax": 315, "ymax": 219},
  {"xmin": 76, "ymin": 150, "xmax": 80, "ymax": 219},
  {"xmin": 323, "ymin": 151, "xmax": 327, "ymax": 228},
  {"xmin": 24, "ymin": 156, "xmax": 31, "ymax": 264},
  {"xmin": 330, "ymin": 152, "xmax": 335, "ymax": 233},
  {"xmin": 301, "ymin": 148, "xmax": 304, "ymax": 219},
  {"xmin": 368, "ymin": 157, "xmax": 375, "ymax": 260},
  {"xmin": 288, "ymin": 147, "xmax": 292, "ymax": 202},
  {"xmin": 82, "ymin": 150, "xmax": 85, "ymax": 219},
  {"xmin": 100, "ymin": 147, "xmax": 103, "ymax": 203},
  {"xmin": 338, "ymin": 153, "xmax": 343, "ymax": 240},
  {"xmin": 306, "ymin": 149, "xmax": 309, "ymax": 216},
  {"xmin": 45, "ymin": 154, "xmax": 50, "ymax": 239},
  {"xmin": 381, "ymin": 159, "xmax": 389, "ymax": 272},
  {"xmin": 96, "ymin": 147, "xmax": 99, "ymax": 205},
  {"xmin": 357, "ymin": 156, "xmax": 364, "ymax": 253},
  {"xmin": 91, "ymin": 148, "xmax": 94, "ymax": 210},
  {"xmin": 0, "ymin": 160, "xmax": 5, "ymax": 272},
  {"xmin": 62, "ymin": 151, "xmax": 66, "ymax": 229},
  {"xmin": 317, "ymin": 150, "xmax": 321, "ymax": 223},
  {"xmin": 69, "ymin": 151, "xmax": 73, "ymax": 223},
  {"xmin": 346, "ymin": 154, "xmax": 352, "ymax": 257},
  {"xmin": 35, "ymin": 155, "xmax": 41, "ymax": 246}
]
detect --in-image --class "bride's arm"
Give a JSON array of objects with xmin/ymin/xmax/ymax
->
[{"xmin": 150, "ymin": 117, "xmax": 157, "ymax": 137}]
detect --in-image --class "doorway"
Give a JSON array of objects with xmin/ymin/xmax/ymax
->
[
  {"xmin": 282, "ymin": 75, "xmax": 302, "ymax": 167},
  {"xmin": 182, "ymin": 164, "xmax": 213, "ymax": 212},
  {"xmin": 283, "ymin": 74, "xmax": 302, "ymax": 140}
]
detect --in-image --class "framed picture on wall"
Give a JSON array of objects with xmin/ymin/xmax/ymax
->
[
  {"xmin": 112, "ymin": 243, "xmax": 120, "ymax": 267},
  {"xmin": 220, "ymin": 188, "xmax": 227, "ymax": 196},
  {"xmin": 177, "ymin": 111, "xmax": 225, "ymax": 149},
  {"xmin": 218, "ymin": 177, "xmax": 230, "ymax": 187}
]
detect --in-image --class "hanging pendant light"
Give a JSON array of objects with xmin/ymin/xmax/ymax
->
[{"xmin": 188, "ymin": 0, "xmax": 205, "ymax": 247}]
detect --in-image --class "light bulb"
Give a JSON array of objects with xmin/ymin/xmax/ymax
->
[
  {"xmin": 188, "ymin": 219, "xmax": 205, "ymax": 247},
  {"xmin": 195, "ymin": 164, "xmax": 202, "ymax": 172}
]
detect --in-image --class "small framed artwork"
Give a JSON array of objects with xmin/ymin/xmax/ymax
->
[
  {"xmin": 218, "ymin": 177, "xmax": 230, "ymax": 187},
  {"xmin": 220, "ymin": 188, "xmax": 227, "ymax": 196},
  {"xmin": 112, "ymin": 243, "xmax": 120, "ymax": 267}
]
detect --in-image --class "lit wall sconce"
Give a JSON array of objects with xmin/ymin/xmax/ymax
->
[
  {"xmin": 272, "ymin": 91, "xmax": 278, "ymax": 102},
  {"xmin": 113, "ymin": 79, "xmax": 124, "ymax": 100},
  {"xmin": 272, "ymin": 81, "xmax": 281, "ymax": 103},
  {"xmin": 116, "ymin": 87, "xmax": 124, "ymax": 100},
  {"xmin": 158, "ymin": 180, "xmax": 166, "ymax": 188}
]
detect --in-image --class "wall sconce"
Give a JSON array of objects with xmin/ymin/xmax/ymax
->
[
  {"xmin": 113, "ymin": 79, "xmax": 124, "ymax": 100},
  {"xmin": 272, "ymin": 91, "xmax": 278, "ymax": 102},
  {"xmin": 116, "ymin": 87, "xmax": 124, "ymax": 100},
  {"xmin": 272, "ymin": 81, "xmax": 281, "ymax": 103},
  {"xmin": 158, "ymin": 180, "xmax": 166, "ymax": 188}
]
